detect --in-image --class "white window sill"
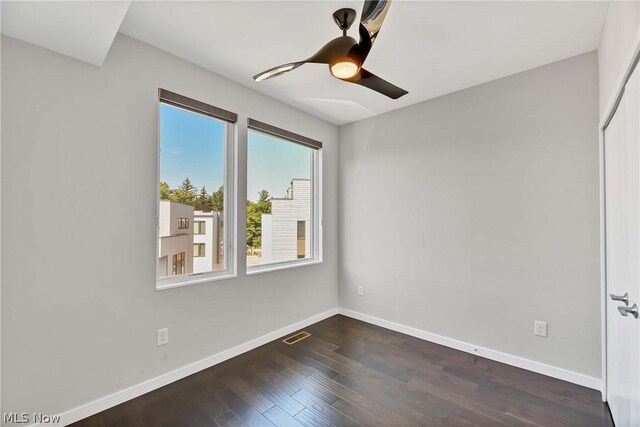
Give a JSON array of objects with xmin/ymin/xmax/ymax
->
[
  {"xmin": 156, "ymin": 271, "xmax": 236, "ymax": 291},
  {"xmin": 246, "ymin": 258, "xmax": 322, "ymax": 276}
]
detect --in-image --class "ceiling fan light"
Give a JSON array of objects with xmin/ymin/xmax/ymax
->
[{"xmin": 330, "ymin": 59, "xmax": 359, "ymax": 79}]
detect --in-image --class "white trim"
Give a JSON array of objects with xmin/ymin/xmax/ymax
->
[
  {"xmin": 0, "ymin": 14, "xmax": 3, "ymax": 418},
  {"xmin": 338, "ymin": 308, "xmax": 602, "ymax": 391},
  {"xmin": 599, "ymin": 115, "xmax": 608, "ymax": 401},
  {"xmin": 156, "ymin": 272, "xmax": 238, "ymax": 291},
  {"xmin": 600, "ymin": 28, "xmax": 640, "ymax": 128},
  {"xmin": 246, "ymin": 259, "xmax": 323, "ymax": 276},
  {"xmin": 599, "ymin": 27, "xmax": 640, "ymax": 403},
  {"xmin": 313, "ymin": 146, "xmax": 323, "ymax": 264},
  {"xmin": 43, "ymin": 308, "xmax": 339, "ymax": 427}
]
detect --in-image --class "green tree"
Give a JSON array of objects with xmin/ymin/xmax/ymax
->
[
  {"xmin": 246, "ymin": 190, "xmax": 271, "ymax": 249},
  {"xmin": 210, "ymin": 185, "xmax": 224, "ymax": 212},
  {"xmin": 258, "ymin": 190, "xmax": 270, "ymax": 203},
  {"xmin": 173, "ymin": 178, "xmax": 197, "ymax": 205},
  {"xmin": 160, "ymin": 181, "xmax": 171, "ymax": 200},
  {"xmin": 195, "ymin": 186, "xmax": 212, "ymax": 211},
  {"xmin": 246, "ymin": 202, "xmax": 260, "ymax": 248}
]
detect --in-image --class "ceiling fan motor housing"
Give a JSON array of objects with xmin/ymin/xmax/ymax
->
[{"xmin": 332, "ymin": 8, "xmax": 357, "ymax": 32}]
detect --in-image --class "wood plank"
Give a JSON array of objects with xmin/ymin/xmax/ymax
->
[
  {"xmin": 291, "ymin": 389, "xmax": 360, "ymax": 427},
  {"xmin": 308, "ymin": 371, "xmax": 410, "ymax": 426},
  {"xmin": 220, "ymin": 374, "xmax": 275, "ymax": 413},
  {"xmin": 215, "ymin": 411, "xmax": 245, "ymax": 427},
  {"xmin": 407, "ymin": 375, "xmax": 534, "ymax": 427},
  {"xmin": 216, "ymin": 388, "xmax": 275, "ymax": 427},
  {"xmin": 238, "ymin": 369, "xmax": 305, "ymax": 416},
  {"xmin": 146, "ymin": 395, "xmax": 217, "ymax": 427},
  {"xmin": 263, "ymin": 405, "xmax": 306, "ymax": 427},
  {"xmin": 247, "ymin": 363, "xmax": 302, "ymax": 396}
]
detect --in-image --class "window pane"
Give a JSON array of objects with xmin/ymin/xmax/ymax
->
[
  {"xmin": 193, "ymin": 243, "xmax": 205, "ymax": 257},
  {"xmin": 159, "ymin": 103, "xmax": 226, "ymax": 279},
  {"xmin": 194, "ymin": 221, "xmax": 206, "ymax": 235},
  {"xmin": 247, "ymin": 130, "xmax": 312, "ymax": 267},
  {"xmin": 297, "ymin": 221, "xmax": 305, "ymax": 259},
  {"xmin": 172, "ymin": 252, "xmax": 186, "ymax": 275}
]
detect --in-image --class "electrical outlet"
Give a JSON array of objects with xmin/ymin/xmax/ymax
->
[
  {"xmin": 534, "ymin": 321, "xmax": 547, "ymax": 337},
  {"xmin": 157, "ymin": 328, "xmax": 169, "ymax": 346},
  {"xmin": 358, "ymin": 285, "xmax": 364, "ymax": 296}
]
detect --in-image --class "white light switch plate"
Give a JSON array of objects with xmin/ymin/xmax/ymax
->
[{"xmin": 358, "ymin": 286, "xmax": 364, "ymax": 296}]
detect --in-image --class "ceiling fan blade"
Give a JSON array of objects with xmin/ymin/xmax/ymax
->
[
  {"xmin": 253, "ymin": 62, "xmax": 305, "ymax": 81},
  {"xmin": 358, "ymin": 0, "xmax": 392, "ymax": 62},
  {"xmin": 344, "ymin": 68, "xmax": 407, "ymax": 99}
]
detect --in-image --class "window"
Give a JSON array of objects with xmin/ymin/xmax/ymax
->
[
  {"xmin": 157, "ymin": 89, "xmax": 237, "ymax": 289},
  {"xmin": 246, "ymin": 119, "xmax": 322, "ymax": 273},
  {"xmin": 194, "ymin": 221, "xmax": 206, "ymax": 235},
  {"xmin": 172, "ymin": 252, "xmax": 185, "ymax": 275},
  {"xmin": 193, "ymin": 243, "xmax": 206, "ymax": 257}
]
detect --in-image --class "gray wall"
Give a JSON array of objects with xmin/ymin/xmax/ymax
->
[
  {"xmin": 338, "ymin": 52, "xmax": 601, "ymax": 378},
  {"xmin": 1, "ymin": 34, "xmax": 338, "ymax": 417}
]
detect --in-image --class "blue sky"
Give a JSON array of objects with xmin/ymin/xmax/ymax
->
[
  {"xmin": 247, "ymin": 131, "xmax": 311, "ymax": 201},
  {"xmin": 160, "ymin": 103, "xmax": 310, "ymax": 202},
  {"xmin": 160, "ymin": 104, "xmax": 224, "ymax": 193}
]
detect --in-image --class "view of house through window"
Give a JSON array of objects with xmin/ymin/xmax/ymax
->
[
  {"xmin": 247, "ymin": 129, "xmax": 313, "ymax": 267},
  {"xmin": 158, "ymin": 103, "xmax": 227, "ymax": 280}
]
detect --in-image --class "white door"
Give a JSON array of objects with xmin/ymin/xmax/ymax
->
[{"xmin": 605, "ymin": 63, "xmax": 640, "ymax": 427}]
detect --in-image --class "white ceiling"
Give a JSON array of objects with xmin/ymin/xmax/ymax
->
[
  {"xmin": 2, "ymin": 1, "xmax": 607, "ymax": 125},
  {"xmin": 1, "ymin": 1, "xmax": 131, "ymax": 67}
]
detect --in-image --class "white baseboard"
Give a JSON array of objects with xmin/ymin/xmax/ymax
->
[
  {"xmin": 45, "ymin": 308, "xmax": 339, "ymax": 427},
  {"xmin": 338, "ymin": 308, "xmax": 601, "ymax": 391},
  {"xmin": 40, "ymin": 305, "xmax": 600, "ymax": 426}
]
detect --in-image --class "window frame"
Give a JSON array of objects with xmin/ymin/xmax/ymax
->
[
  {"xmin": 246, "ymin": 121, "xmax": 323, "ymax": 276},
  {"xmin": 156, "ymin": 90, "xmax": 237, "ymax": 290}
]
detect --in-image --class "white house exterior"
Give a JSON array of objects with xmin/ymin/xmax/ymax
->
[
  {"xmin": 158, "ymin": 201, "xmax": 194, "ymax": 277},
  {"xmin": 193, "ymin": 210, "xmax": 224, "ymax": 273},
  {"xmin": 261, "ymin": 179, "xmax": 311, "ymax": 264}
]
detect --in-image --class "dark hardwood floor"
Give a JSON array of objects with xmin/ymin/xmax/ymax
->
[{"xmin": 72, "ymin": 315, "xmax": 614, "ymax": 427}]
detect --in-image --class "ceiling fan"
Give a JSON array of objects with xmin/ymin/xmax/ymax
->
[{"xmin": 253, "ymin": 0, "xmax": 408, "ymax": 99}]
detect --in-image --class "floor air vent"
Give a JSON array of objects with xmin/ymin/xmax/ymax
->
[{"xmin": 283, "ymin": 331, "xmax": 311, "ymax": 345}]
